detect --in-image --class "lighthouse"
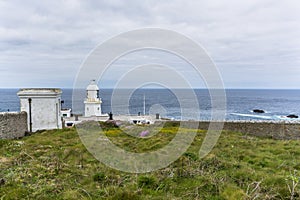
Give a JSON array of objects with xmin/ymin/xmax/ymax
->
[{"xmin": 84, "ymin": 80, "xmax": 102, "ymax": 117}]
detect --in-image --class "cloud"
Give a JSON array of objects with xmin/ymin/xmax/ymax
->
[{"xmin": 0, "ymin": 0, "xmax": 299, "ymax": 88}]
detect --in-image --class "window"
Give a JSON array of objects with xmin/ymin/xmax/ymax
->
[{"xmin": 66, "ymin": 123, "xmax": 73, "ymax": 127}]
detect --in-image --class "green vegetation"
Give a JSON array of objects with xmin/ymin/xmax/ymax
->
[{"xmin": 1, "ymin": 121, "xmax": 300, "ymax": 199}]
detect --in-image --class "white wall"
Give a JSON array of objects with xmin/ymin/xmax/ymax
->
[
  {"xmin": 85, "ymin": 102, "xmax": 102, "ymax": 116},
  {"xmin": 61, "ymin": 109, "xmax": 71, "ymax": 118},
  {"xmin": 18, "ymin": 89, "xmax": 62, "ymax": 132}
]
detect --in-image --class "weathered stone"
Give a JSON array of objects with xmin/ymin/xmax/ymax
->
[
  {"xmin": 198, "ymin": 121, "xmax": 300, "ymax": 140},
  {"xmin": 0, "ymin": 112, "xmax": 27, "ymax": 139}
]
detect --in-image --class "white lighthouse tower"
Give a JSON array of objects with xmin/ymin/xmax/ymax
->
[{"xmin": 84, "ymin": 80, "xmax": 102, "ymax": 117}]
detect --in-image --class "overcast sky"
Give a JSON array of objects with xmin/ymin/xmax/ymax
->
[{"xmin": 0, "ymin": 0, "xmax": 299, "ymax": 89}]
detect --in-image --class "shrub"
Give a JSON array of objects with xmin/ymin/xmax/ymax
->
[
  {"xmin": 137, "ymin": 175, "xmax": 157, "ymax": 189},
  {"xmin": 93, "ymin": 172, "xmax": 105, "ymax": 182},
  {"xmin": 183, "ymin": 152, "xmax": 198, "ymax": 161},
  {"xmin": 221, "ymin": 184, "xmax": 246, "ymax": 200},
  {"xmin": 99, "ymin": 121, "xmax": 120, "ymax": 129},
  {"xmin": 109, "ymin": 190, "xmax": 140, "ymax": 200}
]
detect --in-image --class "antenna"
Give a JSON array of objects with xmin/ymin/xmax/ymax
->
[{"xmin": 143, "ymin": 94, "xmax": 146, "ymax": 116}]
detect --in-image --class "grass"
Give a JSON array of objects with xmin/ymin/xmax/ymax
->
[{"xmin": 0, "ymin": 121, "xmax": 300, "ymax": 199}]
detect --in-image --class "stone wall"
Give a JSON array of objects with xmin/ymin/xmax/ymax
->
[
  {"xmin": 1, "ymin": 113, "xmax": 299, "ymax": 140},
  {"xmin": 198, "ymin": 121, "xmax": 300, "ymax": 140},
  {"xmin": 0, "ymin": 112, "xmax": 28, "ymax": 139}
]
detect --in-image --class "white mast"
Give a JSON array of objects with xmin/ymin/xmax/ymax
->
[{"xmin": 143, "ymin": 94, "xmax": 146, "ymax": 116}]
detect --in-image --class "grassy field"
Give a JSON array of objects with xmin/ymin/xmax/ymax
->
[{"xmin": 1, "ymin": 121, "xmax": 300, "ymax": 199}]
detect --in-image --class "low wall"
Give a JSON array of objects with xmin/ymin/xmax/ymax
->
[
  {"xmin": 1, "ymin": 113, "xmax": 299, "ymax": 140},
  {"xmin": 197, "ymin": 121, "xmax": 300, "ymax": 140},
  {"xmin": 0, "ymin": 112, "xmax": 28, "ymax": 139}
]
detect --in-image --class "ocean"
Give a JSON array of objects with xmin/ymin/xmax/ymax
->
[{"xmin": 1, "ymin": 89, "xmax": 299, "ymax": 121}]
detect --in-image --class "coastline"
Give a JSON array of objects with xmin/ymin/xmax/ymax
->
[{"xmin": 1, "ymin": 109, "xmax": 300, "ymax": 140}]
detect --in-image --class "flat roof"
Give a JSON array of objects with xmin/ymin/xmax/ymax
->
[{"xmin": 17, "ymin": 88, "xmax": 62, "ymax": 97}]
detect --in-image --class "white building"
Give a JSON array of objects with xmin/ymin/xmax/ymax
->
[
  {"xmin": 17, "ymin": 88, "xmax": 62, "ymax": 132},
  {"xmin": 84, "ymin": 80, "xmax": 103, "ymax": 117},
  {"xmin": 61, "ymin": 108, "xmax": 72, "ymax": 118}
]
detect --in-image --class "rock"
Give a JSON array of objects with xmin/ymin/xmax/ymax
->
[
  {"xmin": 286, "ymin": 114, "xmax": 298, "ymax": 118},
  {"xmin": 253, "ymin": 109, "xmax": 265, "ymax": 113}
]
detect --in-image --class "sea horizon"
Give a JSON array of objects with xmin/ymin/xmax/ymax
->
[{"xmin": 1, "ymin": 88, "xmax": 299, "ymax": 122}]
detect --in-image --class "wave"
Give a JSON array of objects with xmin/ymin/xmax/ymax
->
[
  {"xmin": 273, "ymin": 115, "xmax": 299, "ymax": 120},
  {"xmin": 230, "ymin": 113, "xmax": 273, "ymax": 119},
  {"xmin": 231, "ymin": 113, "xmax": 300, "ymax": 121},
  {"xmin": 250, "ymin": 110, "xmax": 269, "ymax": 113}
]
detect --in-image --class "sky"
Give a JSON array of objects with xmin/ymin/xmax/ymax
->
[{"xmin": 0, "ymin": 0, "xmax": 300, "ymax": 89}]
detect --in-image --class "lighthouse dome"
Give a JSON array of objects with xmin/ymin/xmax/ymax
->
[{"xmin": 87, "ymin": 80, "xmax": 99, "ymax": 91}]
